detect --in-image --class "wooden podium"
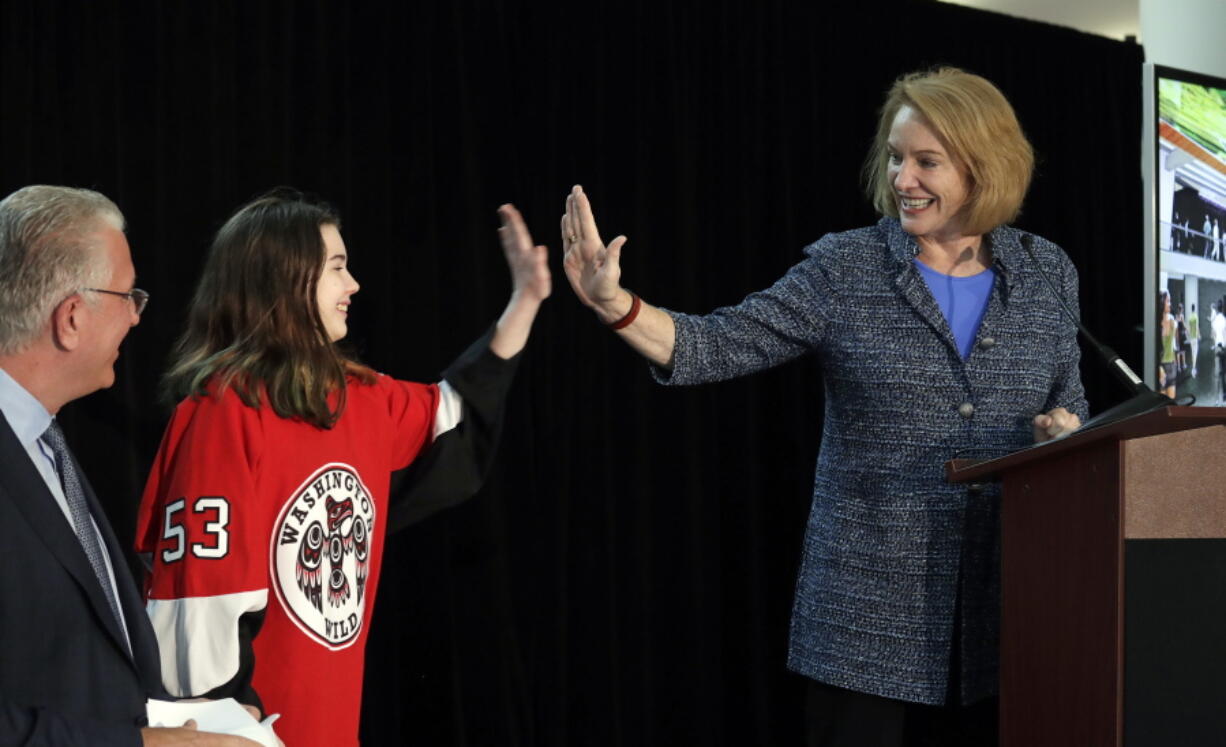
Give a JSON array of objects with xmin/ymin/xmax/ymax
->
[{"xmin": 946, "ymin": 406, "xmax": 1226, "ymax": 747}]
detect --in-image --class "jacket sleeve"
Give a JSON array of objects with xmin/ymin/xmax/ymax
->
[
  {"xmin": 651, "ymin": 237, "xmax": 840, "ymax": 386},
  {"xmin": 386, "ymin": 325, "xmax": 521, "ymax": 532},
  {"xmin": 0, "ymin": 699, "xmax": 140, "ymax": 747}
]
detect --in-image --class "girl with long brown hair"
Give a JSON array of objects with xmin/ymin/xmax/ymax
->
[{"xmin": 135, "ymin": 190, "xmax": 549, "ymax": 746}]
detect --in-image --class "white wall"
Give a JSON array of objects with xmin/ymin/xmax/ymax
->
[
  {"xmin": 941, "ymin": 0, "xmax": 1226, "ymax": 79},
  {"xmin": 1140, "ymin": 0, "xmax": 1225, "ymax": 76}
]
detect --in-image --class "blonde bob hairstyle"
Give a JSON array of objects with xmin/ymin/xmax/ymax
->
[{"xmin": 863, "ymin": 67, "xmax": 1035, "ymax": 237}]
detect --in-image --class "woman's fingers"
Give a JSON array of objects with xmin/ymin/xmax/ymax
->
[
  {"xmin": 1032, "ymin": 407, "xmax": 1081, "ymax": 442},
  {"xmin": 563, "ymin": 190, "xmax": 582, "ymax": 247},
  {"xmin": 606, "ymin": 235, "xmax": 627, "ymax": 265},
  {"xmin": 574, "ymin": 185, "xmax": 602, "ymax": 244}
]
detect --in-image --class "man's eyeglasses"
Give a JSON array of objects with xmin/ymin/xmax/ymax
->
[{"xmin": 83, "ymin": 287, "xmax": 150, "ymax": 315}]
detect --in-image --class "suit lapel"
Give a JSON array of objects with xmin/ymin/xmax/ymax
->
[
  {"xmin": 895, "ymin": 264, "xmax": 960, "ymax": 351},
  {"xmin": 78, "ymin": 462, "xmax": 163, "ymax": 682},
  {"xmin": 886, "ymin": 230, "xmax": 961, "ymax": 359},
  {"xmin": 0, "ymin": 415, "xmax": 138, "ymax": 664}
]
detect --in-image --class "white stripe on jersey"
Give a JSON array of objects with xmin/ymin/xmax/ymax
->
[
  {"xmin": 433, "ymin": 380, "xmax": 464, "ymax": 439},
  {"xmin": 147, "ymin": 589, "xmax": 268, "ymax": 697}
]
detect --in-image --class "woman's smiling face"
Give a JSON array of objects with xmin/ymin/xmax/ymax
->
[{"xmin": 887, "ymin": 104, "xmax": 973, "ymax": 244}]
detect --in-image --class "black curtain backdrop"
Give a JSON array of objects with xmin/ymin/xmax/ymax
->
[{"xmin": 1, "ymin": 1, "xmax": 1143, "ymax": 744}]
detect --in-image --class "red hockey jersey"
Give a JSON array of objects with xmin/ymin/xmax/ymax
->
[{"xmin": 136, "ymin": 373, "xmax": 445, "ymax": 746}]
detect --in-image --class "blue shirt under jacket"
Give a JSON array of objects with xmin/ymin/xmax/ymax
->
[{"xmin": 653, "ymin": 216, "xmax": 1088, "ymax": 706}]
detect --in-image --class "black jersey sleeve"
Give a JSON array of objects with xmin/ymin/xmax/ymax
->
[{"xmin": 386, "ymin": 325, "xmax": 522, "ymax": 531}]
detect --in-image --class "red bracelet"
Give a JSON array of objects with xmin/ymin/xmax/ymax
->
[{"xmin": 607, "ymin": 290, "xmax": 641, "ymax": 330}]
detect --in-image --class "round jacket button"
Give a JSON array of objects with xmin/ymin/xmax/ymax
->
[
  {"xmin": 958, "ymin": 402, "xmax": 975, "ymax": 418},
  {"xmin": 980, "ymin": 336, "xmax": 996, "ymax": 348}
]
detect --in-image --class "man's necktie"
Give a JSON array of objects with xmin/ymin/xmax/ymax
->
[{"xmin": 41, "ymin": 421, "xmax": 127, "ymax": 645}]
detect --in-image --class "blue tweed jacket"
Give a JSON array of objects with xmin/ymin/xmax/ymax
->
[{"xmin": 654, "ymin": 216, "xmax": 1088, "ymax": 705}]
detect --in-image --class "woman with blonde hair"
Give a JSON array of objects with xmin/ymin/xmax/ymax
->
[
  {"xmin": 136, "ymin": 190, "xmax": 549, "ymax": 746},
  {"xmin": 562, "ymin": 68, "xmax": 1085, "ymax": 745}
]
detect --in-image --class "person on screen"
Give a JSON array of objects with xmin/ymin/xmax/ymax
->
[
  {"xmin": 134, "ymin": 190, "xmax": 550, "ymax": 747},
  {"xmin": 1175, "ymin": 302, "xmax": 1190, "ymax": 375},
  {"xmin": 1159, "ymin": 290, "xmax": 1177, "ymax": 399},
  {"xmin": 1213, "ymin": 300, "xmax": 1226, "ymax": 403},
  {"xmin": 560, "ymin": 67, "xmax": 1084, "ymax": 746},
  {"xmin": 1189, "ymin": 303, "xmax": 1200, "ymax": 378}
]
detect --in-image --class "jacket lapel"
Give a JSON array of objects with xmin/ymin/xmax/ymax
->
[
  {"xmin": 0, "ymin": 414, "xmax": 138, "ymax": 664},
  {"xmin": 883, "ymin": 219, "xmax": 962, "ymax": 358},
  {"xmin": 971, "ymin": 229, "xmax": 1022, "ymax": 348},
  {"xmin": 78, "ymin": 462, "xmax": 164, "ymax": 684}
]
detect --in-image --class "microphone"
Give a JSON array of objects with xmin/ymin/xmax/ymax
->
[{"xmin": 1018, "ymin": 235, "xmax": 1174, "ymax": 432}]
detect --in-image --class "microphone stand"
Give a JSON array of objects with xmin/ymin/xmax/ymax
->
[{"xmin": 1019, "ymin": 236, "xmax": 1175, "ymax": 433}]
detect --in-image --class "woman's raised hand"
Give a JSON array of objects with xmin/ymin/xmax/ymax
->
[
  {"xmin": 562, "ymin": 185, "xmax": 628, "ymax": 317},
  {"xmin": 559, "ymin": 185, "xmax": 676, "ymax": 365}
]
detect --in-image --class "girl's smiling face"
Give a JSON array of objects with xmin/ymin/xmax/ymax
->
[{"xmin": 315, "ymin": 223, "xmax": 360, "ymax": 342}]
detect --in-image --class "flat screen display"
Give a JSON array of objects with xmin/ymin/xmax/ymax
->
[{"xmin": 1151, "ymin": 64, "xmax": 1226, "ymax": 406}]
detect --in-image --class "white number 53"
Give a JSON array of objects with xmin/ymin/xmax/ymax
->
[{"xmin": 161, "ymin": 496, "xmax": 231, "ymax": 562}]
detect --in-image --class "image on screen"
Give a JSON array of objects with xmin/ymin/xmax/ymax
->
[{"xmin": 1154, "ymin": 65, "xmax": 1226, "ymax": 406}]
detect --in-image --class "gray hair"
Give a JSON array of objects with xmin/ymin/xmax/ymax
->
[{"xmin": 0, "ymin": 185, "xmax": 126, "ymax": 355}]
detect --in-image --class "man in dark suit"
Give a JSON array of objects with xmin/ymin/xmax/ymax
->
[{"xmin": 0, "ymin": 185, "xmax": 256, "ymax": 745}]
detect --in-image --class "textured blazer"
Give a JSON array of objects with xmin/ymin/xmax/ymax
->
[
  {"xmin": 0, "ymin": 412, "xmax": 164, "ymax": 746},
  {"xmin": 656, "ymin": 217, "xmax": 1089, "ymax": 705}
]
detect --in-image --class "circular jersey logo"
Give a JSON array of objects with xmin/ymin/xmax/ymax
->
[{"xmin": 270, "ymin": 463, "xmax": 375, "ymax": 650}]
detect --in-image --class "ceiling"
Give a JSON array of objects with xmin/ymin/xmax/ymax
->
[{"xmin": 939, "ymin": 0, "xmax": 1139, "ymax": 41}]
